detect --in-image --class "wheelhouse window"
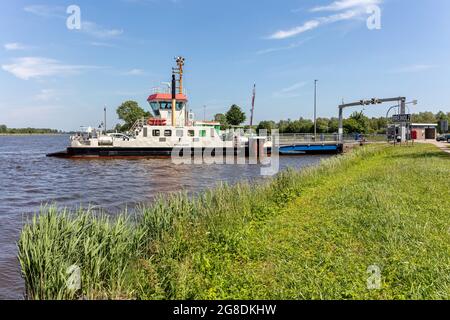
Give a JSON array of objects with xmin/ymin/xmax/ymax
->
[
  {"xmin": 164, "ymin": 130, "xmax": 172, "ymax": 137},
  {"xmin": 152, "ymin": 129, "xmax": 160, "ymax": 137},
  {"xmin": 159, "ymin": 101, "xmax": 171, "ymax": 110},
  {"xmin": 176, "ymin": 130, "xmax": 184, "ymax": 137},
  {"xmin": 188, "ymin": 130, "xmax": 195, "ymax": 137},
  {"xmin": 149, "ymin": 102, "xmax": 161, "ymax": 116},
  {"xmin": 199, "ymin": 130, "xmax": 207, "ymax": 137},
  {"xmin": 176, "ymin": 102, "xmax": 184, "ymax": 111},
  {"xmin": 149, "ymin": 101, "xmax": 186, "ymax": 115}
]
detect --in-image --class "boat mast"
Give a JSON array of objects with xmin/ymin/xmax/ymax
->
[
  {"xmin": 250, "ymin": 83, "xmax": 256, "ymax": 128},
  {"xmin": 104, "ymin": 106, "xmax": 107, "ymax": 135},
  {"xmin": 172, "ymin": 56, "xmax": 185, "ymax": 127},
  {"xmin": 175, "ymin": 56, "xmax": 185, "ymax": 94},
  {"xmin": 171, "ymin": 73, "xmax": 176, "ymax": 126}
]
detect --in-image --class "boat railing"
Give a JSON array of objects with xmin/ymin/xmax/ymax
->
[
  {"xmin": 278, "ymin": 133, "xmax": 340, "ymax": 144},
  {"xmin": 128, "ymin": 118, "xmax": 147, "ymax": 135},
  {"xmin": 277, "ymin": 133, "xmax": 387, "ymax": 144},
  {"xmin": 151, "ymin": 86, "xmax": 188, "ymax": 95}
]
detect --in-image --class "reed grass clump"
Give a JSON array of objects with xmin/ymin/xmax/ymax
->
[
  {"xmin": 18, "ymin": 144, "xmax": 450, "ymax": 299},
  {"xmin": 18, "ymin": 207, "xmax": 141, "ymax": 299}
]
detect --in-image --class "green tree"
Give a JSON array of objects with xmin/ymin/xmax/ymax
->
[
  {"xmin": 116, "ymin": 101, "xmax": 150, "ymax": 131},
  {"xmin": 214, "ymin": 113, "xmax": 230, "ymax": 129},
  {"xmin": 370, "ymin": 117, "xmax": 388, "ymax": 134},
  {"xmin": 226, "ymin": 105, "xmax": 246, "ymax": 126},
  {"xmin": 436, "ymin": 111, "xmax": 449, "ymax": 133},
  {"xmin": 328, "ymin": 118, "xmax": 339, "ymax": 133},
  {"xmin": 412, "ymin": 112, "xmax": 436, "ymax": 124},
  {"xmin": 257, "ymin": 121, "xmax": 276, "ymax": 134},
  {"xmin": 344, "ymin": 111, "xmax": 369, "ymax": 134},
  {"xmin": 0, "ymin": 125, "xmax": 7, "ymax": 133},
  {"xmin": 316, "ymin": 118, "xmax": 329, "ymax": 133},
  {"xmin": 277, "ymin": 120, "xmax": 291, "ymax": 133},
  {"xmin": 436, "ymin": 111, "xmax": 448, "ymax": 121}
]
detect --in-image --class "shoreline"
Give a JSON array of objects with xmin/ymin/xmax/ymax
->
[
  {"xmin": 18, "ymin": 143, "xmax": 450, "ymax": 300},
  {"xmin": 0, "ymin": 133, "xmax": 67, "ymax": 136}
]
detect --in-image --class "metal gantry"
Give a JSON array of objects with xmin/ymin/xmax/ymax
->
[{"xmin": 338, "ymin": 97, "xmax": 409, "ymax": 142}]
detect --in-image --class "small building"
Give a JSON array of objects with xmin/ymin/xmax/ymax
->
[{"xmin": 411, "ymin": 123, "xmax": 438, "ymax": 140}]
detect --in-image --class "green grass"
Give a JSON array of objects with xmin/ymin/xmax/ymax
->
[{"xmin": 18, "ymin": 144, "xmax": 450, "ymax": 300}]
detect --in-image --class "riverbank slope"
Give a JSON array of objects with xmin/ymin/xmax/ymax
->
[{"xmin": 19, "ymin": 144, "xmax": 450, "ymax": 299}]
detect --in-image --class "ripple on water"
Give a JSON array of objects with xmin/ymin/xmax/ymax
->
[{"xmin": 0, "ymin": 135, "xmax": 331, "ymax": 299}]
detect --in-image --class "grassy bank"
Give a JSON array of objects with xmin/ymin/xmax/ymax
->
[{"xmin": 18, "ymin": 144, "xmax": 450, "ymax": 299}]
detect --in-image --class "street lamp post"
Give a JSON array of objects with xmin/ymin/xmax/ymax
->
[
  {"xmin": 386, "ymin": 100, "xmax": 417, "ymax": 142},
  {"xmin": 314, "ymin": 80, "xmax": 318, "ymax": 140},
  {"xmin": 104, "ymin": 106, "xmax": 107, "ymax": 136}
]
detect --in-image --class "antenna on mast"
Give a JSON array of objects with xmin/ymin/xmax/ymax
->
[
  {"xmin": 171, "ymin": 57, "xmax": 185, "ymax": 126},
  {"xmin": 250, "ymin": 83, "xmax": 256, "ymax": 128},
  {"xmin": 173, "ymin": 56, "xmax": 185, "ymax": 94}
]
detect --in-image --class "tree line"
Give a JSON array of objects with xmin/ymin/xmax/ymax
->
[
  {"xmin": 219, "ymin": 108, "xmax": 450, "ymax": 135},
  {"xmin": 258, "ymin": 111, "xmax": 450, "ymax": 134},
  {"xmin": 115, "ymin": 100, "xmax": 449, "ymax": 134},
  {"xmin": 0, "ymin": 125, "xmax": 59, "ymax": 134}
]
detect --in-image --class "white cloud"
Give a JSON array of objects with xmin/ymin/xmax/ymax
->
[
  {"xmin": 268, "ymin": 0, "xmax": 382, "ymax": 40},
  {"xmin": 25, "ymin": 5, "xmax": 123, "ymax": 39},
  {"xmin": 391, "ymin": 64, "xmax": 437, "ymax": 74},
  {"xmin": 269, "ymin": 20, "xmax": 321, "ymax": 40},
  {"xmin": 4, "ymin": 43, "xmax": 29, "ymax": 51},
  {"xmin": 90, "ymin": 42, "xmax": 116, "ymax": 48},
  {"xmin": 81, "ymin": 21, "xmax": 124, "ymax": 39},
  {"xmin": 24, "ymin": 5, "xmax": 65, "ymax": 18},
  {"xmin": 311, "ymin": 0, "xmax": 382, "ymax": 12},
  {"xmin": 268, "ymin": 10, "xmax": 359, "ymax": 39},
  {"xmin": 257, "ymin": 38, "xmax": 313, "ymax": 55},
  {"xmin": 35, "ymin": 89, "xmax": 59, "ymax": 102},
  {"xmin": 123, "ymin": 69, "xmax": 146, "ymax": 76},
  {"xmin": 273, "ymin": 81, "xmax": 307, "ymax": 98},
  {"xmin": 1, "ymin": 57, "xmax": 100, "ymax": 80}
]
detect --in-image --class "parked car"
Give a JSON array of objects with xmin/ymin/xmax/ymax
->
[
  {"xmin": 436, "ymin": 134, "xmax": 450, "ymax": 142},
  {"xmin": 108, "ymin": 133, "xmax": 132, "ymax": 141}
]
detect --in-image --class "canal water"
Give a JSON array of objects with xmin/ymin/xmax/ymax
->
[{"xmin": 0, "ymin": 135, "xmax": 332, "ymax": 299}]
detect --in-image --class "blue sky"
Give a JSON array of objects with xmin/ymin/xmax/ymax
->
[{"xmin": 1, "ymin": 0, "xmax": 449, "ymax": 130}]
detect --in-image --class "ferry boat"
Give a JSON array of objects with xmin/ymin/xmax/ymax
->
[{"xmin": 47, "ymin": 57, "xmax": 271, "ymax": 159}]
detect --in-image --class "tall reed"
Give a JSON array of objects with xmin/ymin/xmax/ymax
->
[{"xmin": 18, "ymin": 145, "xmax": 384, "ymax": 299}]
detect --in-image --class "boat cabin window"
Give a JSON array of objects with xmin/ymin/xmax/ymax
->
[
  {"xmin": 176, "ymin": 130, "xmax": 184, "ymax": 137},
  {"xmin": 188, "ymin": 130, "xmax": 195, "ymax": 137},
  {"xmin": 199, "ymin": 130, "xmax": 207, "ymax": 138},
  {"xmin": 152, "ymin": 129, "xmax": 160, "ymax": 137},
  {"xmin": 150, "ymin": 101, "xmax": 185, "ymax": 112},
  {"xmin": 164, "ymin": 130, "xmax": 172, "ymax": 137},
  {"xmin": 149, "ymin": 102, "xmax": 160, "ymax": 116},
  {"xmin": 143, "ymin": 128, "xmax": 148, "ymax": 137},
  {"xmin": 159, "ymin": 101, "xmax": 171, "ymax": 110}
]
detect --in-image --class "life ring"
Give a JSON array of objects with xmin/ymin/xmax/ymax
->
[{"xmin": 147, "ymin": 118, "xmax": 167, "ymax": 126}]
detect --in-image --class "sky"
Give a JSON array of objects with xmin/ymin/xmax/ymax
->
[{"xmin": 0, "ymin": 0, "xmax": 449, "ymax": 131}]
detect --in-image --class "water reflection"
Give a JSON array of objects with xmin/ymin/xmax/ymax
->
[{"xmin": 0, "ymin": 135, "xmax": 331, "ymax": 299}]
